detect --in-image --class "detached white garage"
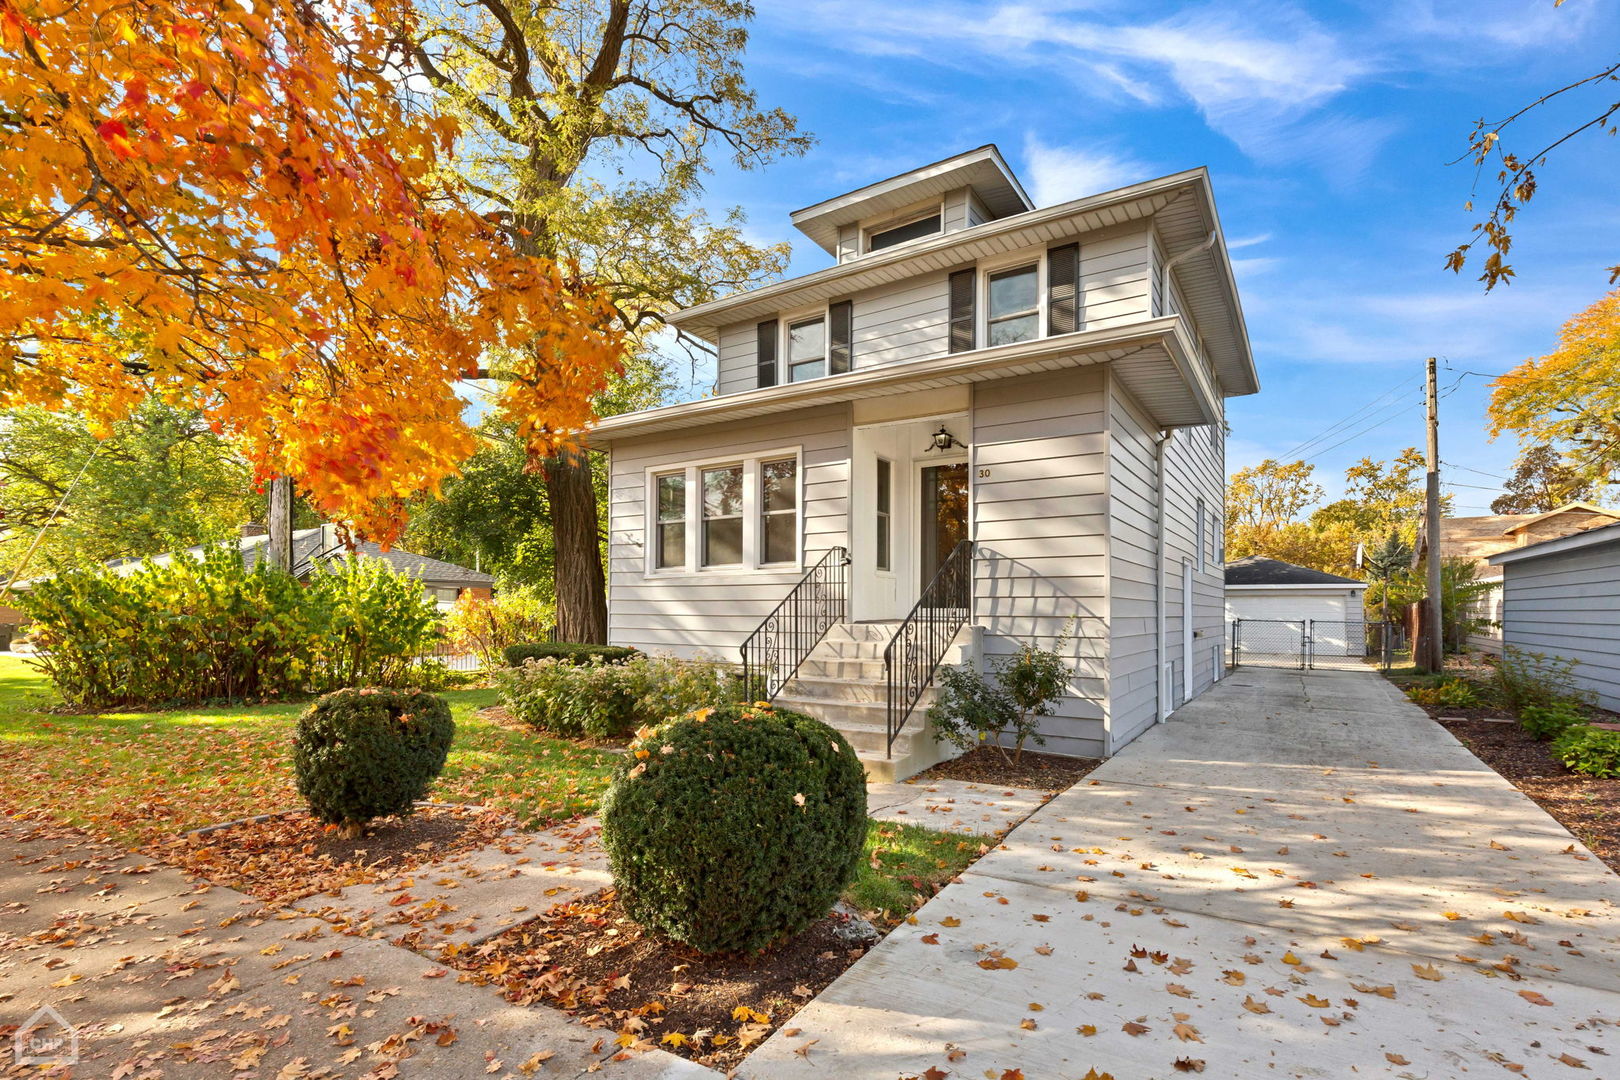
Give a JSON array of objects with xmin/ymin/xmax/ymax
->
[{"xmin": 1225, "ymin": 557, "xmax": 1369, "ymax": 667}]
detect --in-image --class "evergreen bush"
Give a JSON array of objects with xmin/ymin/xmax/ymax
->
[
  {"xmin": 292, "ymin": 687, "xmax": 455, "ymax": 836},
  {"xmin": 599, "ymin": 702, "xmax": 867, "ymax": 953},
  {"xmin": 495, "ymin": 653, "xmax": 737, "ymax": 739},
  {"xmin": 501, "ymin": 641, "xmax": 637, "ymax": 667}
]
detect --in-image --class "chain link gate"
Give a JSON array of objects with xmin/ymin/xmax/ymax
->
[
  {"xmin": 1230, "ymin": 618, "xmax": 1306, "ymax": 669},
  {"xmin": 1304, "ymin": 619, "xmax": 1369, "ymax": 670}
]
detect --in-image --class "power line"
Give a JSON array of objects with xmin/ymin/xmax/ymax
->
[
  {"xmin": 1442, "ymin": 460, "xmax": 1510, "ymax": 483},
  {"xmin": 1300, "ymin": 399, "xmax": 1424, "ymax": 464},
  {"xmin": 1280, "ymin": 377, "xmax": 1419, "ymax": 460}
]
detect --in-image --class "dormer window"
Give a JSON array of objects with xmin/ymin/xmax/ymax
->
[
  {"xmin": 788, "ymin": 317, "xmax": 826, "ymax": 381},
  {"xmin": 868, "ymin": 210, "xmax": 942, "ymax": 253}
]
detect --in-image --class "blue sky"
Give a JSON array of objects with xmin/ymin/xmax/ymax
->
[{"xmin": 670, "ymin": 0, "xmax": 1620, "ymax": 514}]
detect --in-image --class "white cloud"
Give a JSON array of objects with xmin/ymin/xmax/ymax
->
[
  {"xmin": 1021, "ymin": 135, "xmax": 1154, "ymax": 206},
  {"xmin": 1228, "ymin": 232, "xmax": 1273, "ymax": 250}
]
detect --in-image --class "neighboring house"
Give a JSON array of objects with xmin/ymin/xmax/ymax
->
[
  {"xmin": 1489, "ymin": 522, "xmax": 1620, "ymax": 711},
  {"xmin": 15, "ymin": 525, "xmax": 494, "ymax": 613},
  {"xmin": 1415, "ymin": 502, "xmax": 1620, "ymax": 652},
  {"xmin": 588, "ymin": 145, "xmax": 1258, "ymax": 778},
  {"xmin": 1224, "ymin": 557, "xmax": 1368, "ymax": 659}
]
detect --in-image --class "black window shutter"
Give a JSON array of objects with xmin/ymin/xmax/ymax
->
[
  {"xmin": 1047, "ymin": 243, "xmax": 1079, "ymax": 335},
  {"xmin": 948, "ymin": 269, "xmax": 976, "ymax": 353},
  {"xmin": 828, "ymin": 300, "xmax": 853, "ymax": 374},
  {"xmin": 756, "ymin": 319, "xmax": 778, "ymax": 388}
]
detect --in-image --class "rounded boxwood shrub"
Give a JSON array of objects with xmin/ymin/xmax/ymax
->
[
  {"xmin": 599, "ymin": 702, "xmax": 867, "ymax": 954},
  {"xmin": 292, "ymin": 688, "xmax": 456, "ymax": 836}
]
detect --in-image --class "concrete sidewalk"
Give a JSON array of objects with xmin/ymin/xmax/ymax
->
[
  {"xmin": 741, "ymin": 667, "xmax": 1620, "ymax": 1079},
  {"xmin": 0, "ymin": 819, "xmax": 713, "ymax": 1079}
]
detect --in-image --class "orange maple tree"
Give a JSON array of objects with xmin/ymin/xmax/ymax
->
[{"xmin": 0, "ymin": 0, "xmax": 623, "ymax": 541}]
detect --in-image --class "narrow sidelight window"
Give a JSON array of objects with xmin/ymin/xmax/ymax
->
[
  {"xmin": 875, "ymin": 458, "xmax": 892, "ymax": 572},
  {"xmin": 655, "ymin": 473, "xmax": 686, "ymax": 569},
  {"xmin": 788, "ymin": 317, "xmax": 826, "ymax": 382},
  {"xmin": 761, "ymin": 458, "xmax": 798, "ymax": 564},
  {"xmin": 987, "ymin": 264, "xmax": 1039, "ymax": 345},
  {"xmin": 701, "ymin": 465, "xmax": 744, "ymax": 566}
]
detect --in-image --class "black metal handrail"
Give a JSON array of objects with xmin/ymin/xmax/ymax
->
[
  {"xmin": 884, "ymin": 539, "xmax": 973, "ymax": 755},
  {"xmin": 739, "ymin": 546, "xmax": 850, "ymax": 702}
]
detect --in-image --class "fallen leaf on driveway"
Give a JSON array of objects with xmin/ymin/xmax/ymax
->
[
  {"xmin": 1412, "ymin": 963, "xmax": 1444, "ymax": 981},
  {"xmin": 1517, "ymin": 990, "xmax": 1554, "ymax": 1007}
]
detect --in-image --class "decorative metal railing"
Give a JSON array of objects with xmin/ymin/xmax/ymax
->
[
  {"xmin": 885, "ymin": 540, "xmax": 973, "ymax": 754},
  {"xmin": 739, "ymin": 546, "xmax": 850, "ymax": 702}
]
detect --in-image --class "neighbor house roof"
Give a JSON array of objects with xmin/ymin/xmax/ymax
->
[
  {"xmin": 1224, "ymin": 556, "xmax": 1365, "ymax": 588},
  {"xmin": 97, "ymin": 526, "xmax": 494, "ymax": 587},
  {"xmin": 1414, "ymin": 501, "xmax": 1620, "ymax": 581},
  {"xmin": 1488, "ymin": 520, "xmax": 1620, "ymax": 568}
]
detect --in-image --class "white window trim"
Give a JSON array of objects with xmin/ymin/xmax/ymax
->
[
  {"xmin": 861, "ymin": 197, "xmax": 946, "ymax": 255},
  {"xmin": 643, "ymin": 447, "xmax": 804, "ymax": 577},
  {"xmin": 781, "ymin": 305, "xmax": 830, "ymax": 385},
  {"xmin": 1195, "ymin": 496, "xmax": 1206, "ymax": 571},
  {"xmin": 977, "ymin": 244, "xmax": 1047, "ymax": 348}
]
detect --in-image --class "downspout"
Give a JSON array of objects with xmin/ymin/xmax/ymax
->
[
  {"xmin": 1154, "ymin": 430, "xmax": 1170, "ymax": 722},
  {"xmin": 1161, "ymin": 230, "xmax": 1218, "ymax": 310}
]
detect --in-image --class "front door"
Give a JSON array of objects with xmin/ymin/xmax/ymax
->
[{"xmin": 918, "ymin": 461, "xmax": 969, "ymax": 588}]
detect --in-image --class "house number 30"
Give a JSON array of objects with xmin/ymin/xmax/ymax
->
[{"xmin": 977, "ymin": 468, "xmax": 991, "ymax": 478}]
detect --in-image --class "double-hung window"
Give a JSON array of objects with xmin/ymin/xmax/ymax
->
[
  {"xmin": 987, "ymin": 264, "xmax": 1039, "ymax": 345},
  {"xmin": 788, "ymin": 317, "xmax": 826, "ymax": 382},
  {"xmin": 701, "ymin": 465, "xmax": 744, "ymax": 567},
  {"xmin": 761, "ymin": 459, "xmax": 798, "ymax": 564},
  {"xmin": 655, "ymin": 473, "xmax": 686, "ymax": 569}
]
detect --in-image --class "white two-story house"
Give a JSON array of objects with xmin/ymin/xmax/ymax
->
[{"xmin": 589, "ymin": 145, "xmax": 1258, "ymax": 780}]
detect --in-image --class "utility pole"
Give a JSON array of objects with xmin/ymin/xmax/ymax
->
[
  {"xmin": 267, "ymin": 476, "xmax": 294, "ymax": 573},
  {"xmin": 1424, "ymin": 358, "xmax": 1444, "ymax": 672}
]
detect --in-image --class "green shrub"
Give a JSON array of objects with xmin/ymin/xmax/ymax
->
[
  {"xmin": 600, "ymin": 702, "xmax": 867, "ymax": 953},
  {"xmin": 444, "ymin": 585, "xmax": 555, "ymax": 668},
  {"xmin": 292, "ymin": 688, "xmax": 455, "ymax": 836},
  {"xmin": 1493, "ymin": 646, "xmax": 1592, "ymax": 711},
  {"xmin": 928, "ymin": 638, "xmax": 1071, "ymax": 762},
  {"xmin": 1551, "ymin": 725, "xmax": 1620, "ymax": 779},
  {"xmin": 1405, "ymin": 677, "xmax": 1480, "ymax": 709},
  {"xmin": 1519, "ymin": 701, "xmax": 1587, "ymax": 741},
  {"xmin": 502, "ymin": 641, "xmax": 638, "ymax": 667},
  {"xmin": 307, "ymin": 559, "xmax": 442, "ymax": 690},
  {"xmin": 494, "ymin": 653, "xmax": 737, "ymax": 739}
]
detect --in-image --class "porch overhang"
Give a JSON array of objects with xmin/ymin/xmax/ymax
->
[{"xmin": 590, "ymin": 316, "xmax": 1215, "ymax": 445}]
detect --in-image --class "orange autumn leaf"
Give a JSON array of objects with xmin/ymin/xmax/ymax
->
[{"xmin": 0, "ymin": 0, "xmax": 623, "ymax": 544}]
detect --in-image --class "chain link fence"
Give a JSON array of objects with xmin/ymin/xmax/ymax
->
[{"xmin": 1231, "ymin": 619, "xmax": 1409, "ymax": 673}]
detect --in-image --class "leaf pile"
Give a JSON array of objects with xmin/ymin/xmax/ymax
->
[
  {"xmin": 445, "ymin": 889, "xmax": 867, "ymax": 1071},
  {"xmin": 146, "ymin": 804, "xmax": 520, "ymax": 904}
]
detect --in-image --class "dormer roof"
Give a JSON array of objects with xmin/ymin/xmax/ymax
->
[{"xmin": 790, "ymin": 144, "xmax": 1033, "ymax": 256}]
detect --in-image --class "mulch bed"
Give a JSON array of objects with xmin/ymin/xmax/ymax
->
[
  {"xmin": 916, "ymin": 746, "xmax": 1102, "ymax": 790},
  {"xmin": 447, "ymin": 889, "xmax": 870, "ymax": 1071},
  {"xmin": 1438, "ymin": 718, "xmax": 1620, "ymax": 875},
  {"xmin": 146, "ymin": 803, "xmax": 522, "ymax": 904}
]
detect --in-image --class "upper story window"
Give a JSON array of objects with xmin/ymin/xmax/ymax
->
[
  {"xmin": 788, "ymin": 317, "xmax": 826, "ymax": 382},
  {"xmin": 868, "ymin": 211, "xmax": 941, "ymax": 252},
  {"xmin": 987, "ymin": 264, "xmax": 1039, "ymax": 346}
]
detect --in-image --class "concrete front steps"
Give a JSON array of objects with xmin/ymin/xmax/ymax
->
[{"xmin": 773, "ymin": 621, "xmax": 974, "ymax": 783}]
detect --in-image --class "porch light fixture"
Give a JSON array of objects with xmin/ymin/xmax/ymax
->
[{"xmin": 926, "ymin": 425, "xmax": 965, "ymax": 453}]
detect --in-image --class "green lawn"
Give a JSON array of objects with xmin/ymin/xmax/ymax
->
[
  {"xmin": 0, "ymin": 656, "xmax": 990, "ymax": 922},
  {"xmin": 0, "ymin": 656, "xmax": 617, "ymax": 846}
]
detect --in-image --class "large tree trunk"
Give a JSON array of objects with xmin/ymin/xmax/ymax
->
[{"xmin": 545, "ymin": 447, "xmax": 607, "ymax": 643}]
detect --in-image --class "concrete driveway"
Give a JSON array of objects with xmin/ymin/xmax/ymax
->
[{"xmin": 742, "ymin": 667, "xmax": 1620, "ymax": 1079}]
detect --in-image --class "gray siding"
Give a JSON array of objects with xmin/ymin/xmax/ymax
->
[
  {"xmin": 1500, "ymin": 543, "xmax": 1620, "ymax": 710},
  {"xmin": 971, "ymin": 367, "xmax": 1110, "ymax": 758},
  {"xmin": 715, "ymin": 322, "xmax": 758, "ymax": 396},
  {"xmin": 851, "ymin": 272, "xmax": 951, "ymax": 370},
  {"xmin": 1080, "ymin": 225, "xmax": 1152, "ymax": 330},
  {"xmin": 607, "ymin": 404, "xmax": 851, "ymax": 656},
  {"xmin": 1160, "ymin": 419, "xmax": 1227, "ymax": 702},
  {"xmin": 1105, "ymin": 375, "xmax": 1162, "ymax": 748}
]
